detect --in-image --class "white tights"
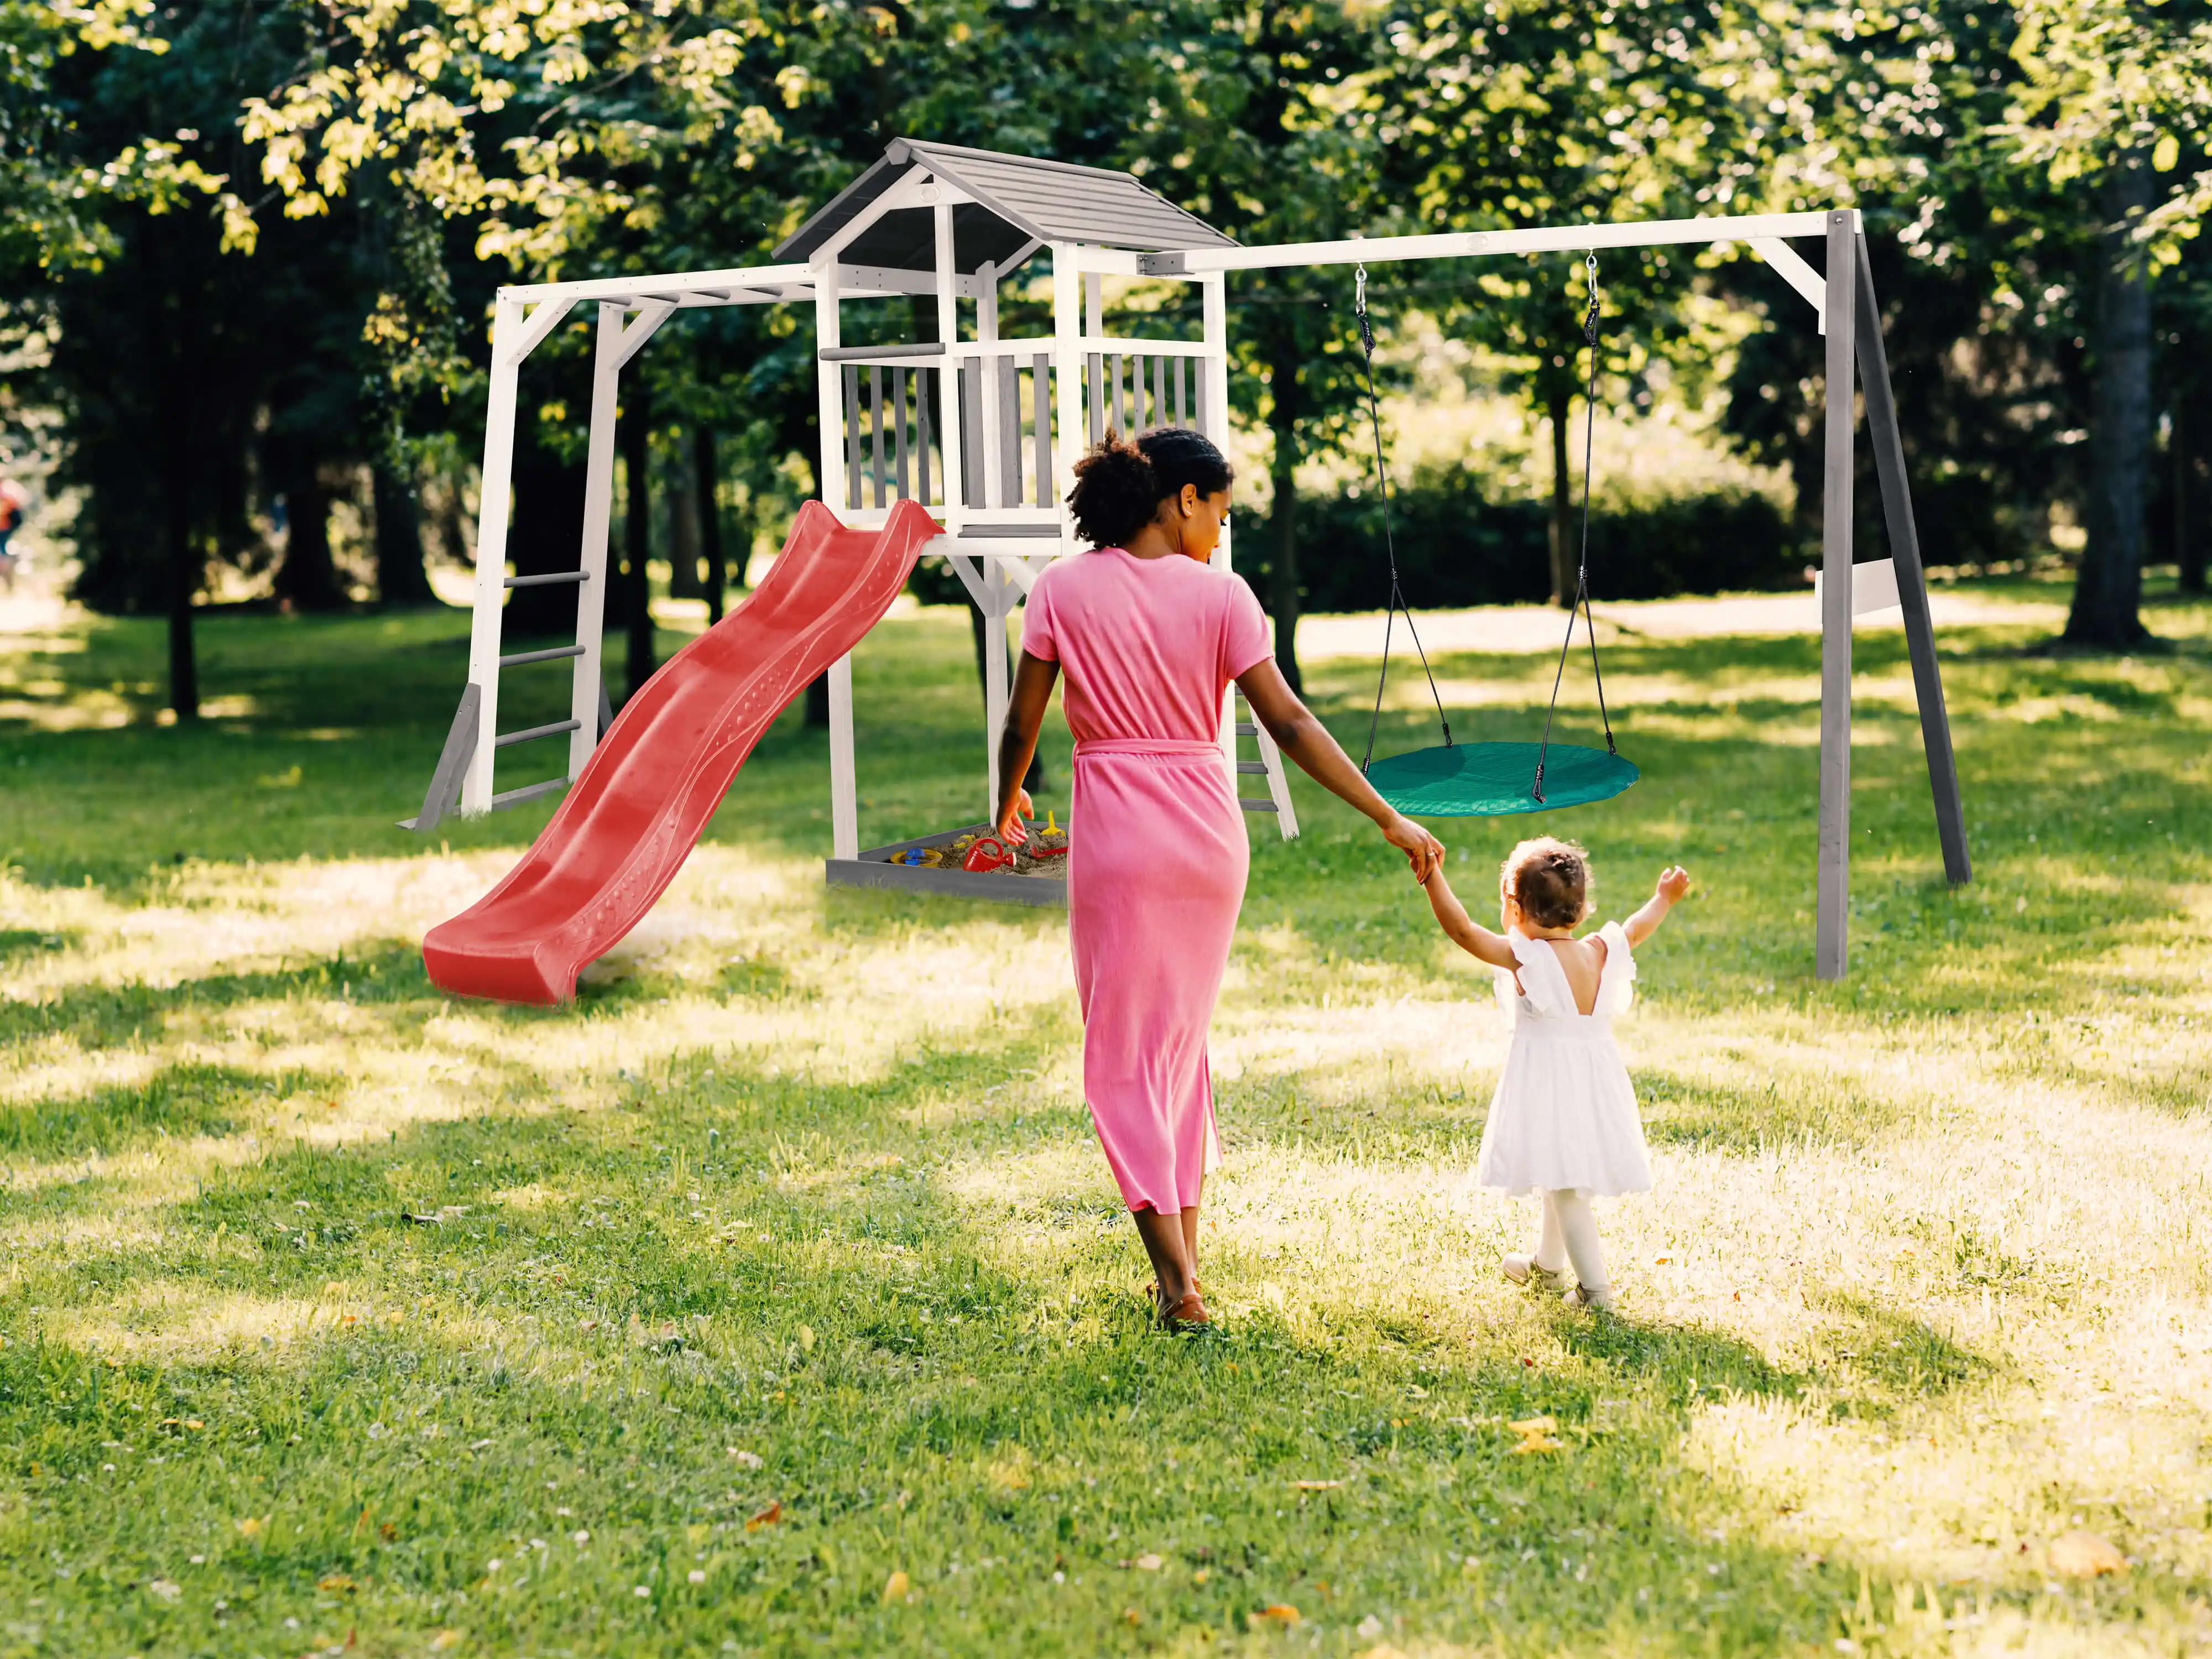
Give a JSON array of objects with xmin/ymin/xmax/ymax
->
[{"xmin": 1532, "ymin": 1189, "xmax": 1611, "ymax": 1296}]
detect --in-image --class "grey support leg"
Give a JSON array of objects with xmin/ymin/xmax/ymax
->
[
  {"xmin": 402, "ymin": 682, "xmax": 482, "ymax": 833},
  {"xmin": 1817, "ymin": 210, "xmax": 1859, "ymax": 982},
  {"xmin": 1854, "ymin": 235, "xmax": 1971, "ymax": 886}
]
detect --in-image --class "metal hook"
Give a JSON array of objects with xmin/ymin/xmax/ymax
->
[{"xmin": 1354, "ymin": 263, "xmax": 1368, "ymax": 316}]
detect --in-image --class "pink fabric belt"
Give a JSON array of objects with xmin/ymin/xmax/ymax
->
[{"xmin": 1074, "ymin": 739, "xmax": 1221, "ymax": 758}]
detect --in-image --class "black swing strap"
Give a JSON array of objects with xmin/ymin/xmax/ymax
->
[
  {"xmin": 1533, "ymin": 252, "xmax": 1620, "ymax": 804},
  {"xmin": 1353, "ymin": 264, "xmax": 1453, "ymax": 774}
]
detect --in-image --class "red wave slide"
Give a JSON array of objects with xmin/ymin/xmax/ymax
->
[{"xmin": 424, "ymin": 498, "xmax": 941, "ymax": 1005}]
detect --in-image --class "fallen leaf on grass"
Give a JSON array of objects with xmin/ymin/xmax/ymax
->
[
  {"xmin": 429, "ymin": 1634, "xmax": 462, "ymax": 1651},
  {"xmin": 727, "ymin": 1448, "xmax": 764, "ymax": 1469},
  {"xmin": 147, "ymin": 1578, "xmax": 181, "ymax": 1600},
  {"xmin": 747, "ymin": 1502, "xmax": 782, "ymax": 1531},
  {"xmin": 1512, "ymin": 1436, "xmax": 1563, "ymax": 1454},
  {"xmin": 797, "ymin": 1325, "xmax": 816, "ymax": 1352},
  {"xmin": 882, "ymin": 1570, "xmax": 910, "ymax": 1604},
  {"xmin": 2049, "ymin": 1531, "xmax": 2126, "ymax": 1578},
  {"xmin": 236, "ymin": 1517, "xmax": 265, "ymax": 1539},
  {"xmin": 1248, "ymin": 1604, "xmax": 1301, "ymax": 1627},
  {"xmin": 1125, "ymin": 1553, "xmax": 1163, "ymax": 1571},
  {"xmin": 1291, "ymin": 1480, "xmax": 1342, "ymax": 1491},
  {"xmin": 319, "ymin": 1573, "xmax": 357, "ymax": 1593},
  {"xmin": 1507, "ymin": 1416, "xmax": 1557, "ymax": 1436}
]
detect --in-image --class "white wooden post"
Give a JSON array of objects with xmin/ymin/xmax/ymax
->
[
  {"xmin": 1084, "ymin": 270, "xmax": 1103, "ymax": 339},
  {"xmin": 829, "ymin": 655, "xmax": 858, "ymax": 860},
  {"xmin": 1201, "ymin": 273, "xmax": 1240, "ymax": 800},
  {"xmin": 813, "ymin": 262, "xmax": 846, "ymax": 512},
  {"xmin": 978, "ymin": 260, "xmax": 1001, "ymax": 508},
  {"xmin": 934, "ymin": 199, "xmax": 964, "ymax": 529},
  {"xmin": 1053, "ymin": 245, "xmax": 1084, "ymax": 549},
  {"xmin": 1816, "ymin": 208, "xmax": 1858, "ymax": 980},
  {"xmin": 813, "ymin": 260, "xmax": 860, "ymax": 860},
  {"xmin": 462, "ymin": 296, "xmax": 526, "ymax": 813},
  {"xmin": 567, "ymin": 302, "xmax": 625, "ymax": 777},
  {"xmin": 983, "ymin": 563, "xmax": 1013, "ymax": 820}
]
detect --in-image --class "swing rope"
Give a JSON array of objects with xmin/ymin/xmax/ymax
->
[
  {"xmin": 1532, "ymin": 251, "xmax": 1619, "ymax": 805},
  {"xmin": 1353, "ymin": 263, "xmax": 1453, "ymax": 774}
]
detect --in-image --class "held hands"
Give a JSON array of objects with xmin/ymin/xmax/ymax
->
[
  {"xmin": 1380, "ymin": 813, "xmax": 1446, "ymax": 883},
  {"xmin": 997, "ymin": 788, "xmax": 1035, "ymax": 846},
  {"xmin": 1655, "ymin": 865, "xmax": 1692, "ymax": 905}
]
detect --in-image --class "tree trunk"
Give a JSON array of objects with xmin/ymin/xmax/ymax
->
[
  {"xmin": 2178, "ymin": 398, "xmax": 2207, "ymax": 596},
  {"xmin": 1547, "ymin": 381, "xmax": 1574, "ymax": 608},
  {"xmin": 666, "ymin": 425, "xmax": 702, "ymax": 598},
  {"xmin": 373, "ymin": 461, "xmax": 436, "ymax": 607},
  {"xmin": 507, "ymin": 440, "xmax": 591, "ymax": 637},
  {"xmin": 275, "ymin": 469, "xmax": 345, "ymax": 611},
  {"xmin": 164, "ymin": 446, "xmax": 198, "ymax": 720},
  {"xmin": 2066, "ymin": 155, "xmax": 2155, "ymax": 648},
  {"xmin": 696, "ymin": 424, "xmax": 726, "ymax": 624},
  {"xmin": 1267, "ymin": 338, "xmax": 1304, "ymax": 694},
  {"xmin": 623, "ymin": 379, "xmax": 655, "ymax": 699}
]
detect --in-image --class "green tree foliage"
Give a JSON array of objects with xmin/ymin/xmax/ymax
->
[{"xmin": 13, "ymin": 0, "xmax": 2212, "ymax": 683}]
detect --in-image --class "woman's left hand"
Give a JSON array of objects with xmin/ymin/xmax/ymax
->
[
  {"xmin": 1379, "ymin": 812, "xmax": 1444, "ymax": 882},
  {"xmin": 997, "ymin": 788, "xmax": 1035, "ymax": 845}
]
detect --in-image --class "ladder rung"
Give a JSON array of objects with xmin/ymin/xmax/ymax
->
[
  {"xmin": 499, "ymin": 645, "xmax": 586, "ymax": 667},
  {"xmin": 494, "ymin": 718, "xmax": 582, "ymax": 749},
  {"xmin": 505, "ymin": 570, "xmax": 589, "ymax": 588},
  {"xmin": 1235, "ymin": 722, "xmax": 1258, "ymax": 736},
  {"xmin": 491, "ymin": 777, "xmax": 570, "ymax": 810},
  {"xmin": 1235, "ymin": 760, "xmax": 1269, "ymax": 774},
  {"xmin": 1240, "ymin": 799, "xmax": 1280, "ymax": 813}
]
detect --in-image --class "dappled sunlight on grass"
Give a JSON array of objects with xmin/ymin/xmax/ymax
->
[{"xmin": 1, "ymin": 580, "xmax": 2209, "ymax": 1654}]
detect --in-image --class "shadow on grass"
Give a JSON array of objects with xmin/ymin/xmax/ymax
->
[
  {"xmin": 0, "ymin": 1061, "xmax": 334, "ymax": 1163},
  {"xmin": 0, "ymin": 1032, "xmax": 2137, "ymax": 1658},
  {"xmin": 0, "ymin": 940, "xmax": 437, "ymax": 1051},
  {"xmin": 1637, "ymin": 1068, "xmax": 1907, "ymax": 1156}
]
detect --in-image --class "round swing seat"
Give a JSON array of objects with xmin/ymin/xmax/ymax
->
[{"xmin": 1366, "ymin": 741, "xmax": 1638, "ymax": 819}]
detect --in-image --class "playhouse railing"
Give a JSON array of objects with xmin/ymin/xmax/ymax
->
[{"xmin": 826, "ymin": 337, "xmax": 1215, "ymax": 528}]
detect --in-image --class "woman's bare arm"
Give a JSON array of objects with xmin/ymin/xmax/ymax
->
[
  {"xmin": 993, "ymin": 649, "xmax": 1061, "ymax": 842},
  {"xmin": 1235, "ymin": 657, "xmax": 1443, "ymax": 881},
  {"xmin": 1421, "ymin": 865, "xmax": 1518, "ymax": 968}
]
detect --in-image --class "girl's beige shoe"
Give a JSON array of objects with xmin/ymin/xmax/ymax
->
[{"xmin": 1502, "ymin": 1253, "xmax": 1573, "ymax": 1292}]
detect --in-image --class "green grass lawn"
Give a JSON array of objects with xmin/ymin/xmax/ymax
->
[{"xmin": 1, "ymin": 577, "xmax": 2208, "ymax": 1658}]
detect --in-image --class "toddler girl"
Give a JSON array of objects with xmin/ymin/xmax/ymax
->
[{"xmin": 1421, "ymin": 838, "xmax": 1690, "ymax": 1310}]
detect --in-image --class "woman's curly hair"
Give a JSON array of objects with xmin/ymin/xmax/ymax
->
[
  {"xmin": 1500, "ymin": 837, "xmax": 1592, "ymax": 930},
  {"xmin": 1065, "ymin": 426, "xmax": 1234, "ymax": 549}
]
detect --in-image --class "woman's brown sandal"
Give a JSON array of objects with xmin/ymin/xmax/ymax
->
[{"xmin": 1159, "ymin": 1290, "xmax": 1212, "ymax": 1332}]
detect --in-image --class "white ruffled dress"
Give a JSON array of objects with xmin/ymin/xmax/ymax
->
[{"xmin": 1473, "ymin": 923, "xmax": 1654, "ymax": 1198}]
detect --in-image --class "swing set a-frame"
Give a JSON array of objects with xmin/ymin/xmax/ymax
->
[{"xmin": 417, "ymin": 139, "xmax": 1968, "ymax": 987}]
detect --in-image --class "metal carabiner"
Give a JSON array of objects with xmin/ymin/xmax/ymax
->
[{"xmin": 1354, "ymin": 262, "xmax": 1368, "ymax": 317}]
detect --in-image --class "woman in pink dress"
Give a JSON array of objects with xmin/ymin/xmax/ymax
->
[{"xmin": 994, "ymin": 429, "xmax": 1444, "ymax": 1330}]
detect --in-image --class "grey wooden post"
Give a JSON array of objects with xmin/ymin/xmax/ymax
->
[
  {"xmin": 1817, "ymin": 210, "xmax": 1858, "ymax": 981},
  {"xmin": 1853, "ymin": 235, "xmax": 1971, "ymax": 886}
]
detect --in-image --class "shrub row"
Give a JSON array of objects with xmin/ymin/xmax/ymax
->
[{"xmin": 909, "ymin": 468, "xmax": 1802, "ymax": 614}]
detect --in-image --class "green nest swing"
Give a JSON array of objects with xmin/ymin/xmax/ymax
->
[{"xmin": 1350, "ymin": 254, "xmax": 1637, "ymax": 820}]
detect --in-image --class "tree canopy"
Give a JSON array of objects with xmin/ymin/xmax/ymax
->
[{"xmin": 6, "ymin": 0, "xmax": 2210, "ymax": 714}]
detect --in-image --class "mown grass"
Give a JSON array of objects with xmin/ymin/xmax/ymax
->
[{"xmin": 0, "ymin": 576, "xmax": 2208, "ymax": 1658}]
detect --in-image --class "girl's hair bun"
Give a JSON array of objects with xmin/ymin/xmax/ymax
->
[
  {"xmin": 1500, "ymin": 837, "xmax": 1592, "ymax": 930},
  {"xmin": 1066, "ymin": 426, "xmax": 1234, "ymax": 549}
]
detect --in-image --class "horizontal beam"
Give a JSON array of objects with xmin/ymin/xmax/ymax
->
[
  {"xmin": 500, "ymin": 263, "xmax": 815, "ymax": 307},
  {"xmin": 1138, "ymin": 210, "xmax": 1852, "ymax": 275}
]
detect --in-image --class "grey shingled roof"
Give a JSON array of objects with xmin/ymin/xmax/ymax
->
[{"xmin": 775, "ymin": 139, "xmax": 1235, "ymax": 274}]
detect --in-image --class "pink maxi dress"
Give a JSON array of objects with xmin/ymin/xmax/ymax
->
[{"xmin": 1020, "ymin": 548, "xmax": 1273, "ymax": 1214}]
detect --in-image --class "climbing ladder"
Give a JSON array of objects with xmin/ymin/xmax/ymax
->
[{"xmin": 1231, "ymin": 688, "xmax": 1299, "ymax": 835}]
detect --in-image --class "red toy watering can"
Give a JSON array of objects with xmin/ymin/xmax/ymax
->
[{"xmin": 961, "ymin": 835, "xmax": 1013, "ymax": 874}]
